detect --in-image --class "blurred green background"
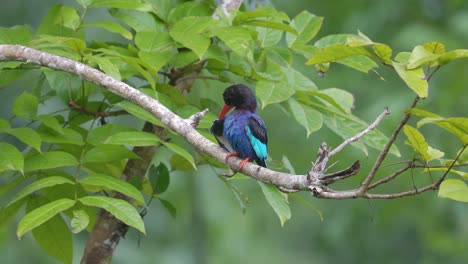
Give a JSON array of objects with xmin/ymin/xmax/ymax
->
[{"xmin": 1, "ymin": 0, "xmax": 467, "ymax": 263}]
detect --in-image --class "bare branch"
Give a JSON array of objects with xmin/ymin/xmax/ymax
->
[
  {"xmin": 329, "ymin": 107, "xmax": 390, "ymax": 157},
  {"xmin": 185, "ymin": 108, "xmax": 210, "ymax": 128},
  {"xmin": 367, "ymin": 162, "xmax": 413, "ymax": 190},
  {"xmin": 359, "ymin": 96, "xmax": 420, "ymax": 193}
]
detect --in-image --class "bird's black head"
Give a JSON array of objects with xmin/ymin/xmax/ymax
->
[{"xmin": 222, "ymin": 84, "xmax": 257, "ymax": 112}]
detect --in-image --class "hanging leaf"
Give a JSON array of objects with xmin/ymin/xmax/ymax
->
[
  {"xmin": 87, "ymin": 124, "xmax": 137, "ymax": 145},
  {"xmin": 24, "ymin": 151, "xmax": 79, "ymax": 172},
  {"xmin": 17, "ymin": 198, "xmax": 76, "ymax": 238},
  {"xmin": 82, "ymin": 145, "xmax": 140, "ymax": 163},
  {"xmin": 79, "ymin": 174, "xmax": 144, "ymax": 204},
  {"xmin": 286, "ymin": 11, "xmax": 323, "ymax": 48},
  {"xmin": 258, "ymin": 181, "xmax": 291, "ymax": 226},
  {"xmin": 159, "ymin": 198, "xmax": 176, "ymax": 218},
  {"xmin": 115, "ymin": 101, "xmax": 163, "ymax": 126},
  {"xmin": 70, "ymin": 209, "xmax": 89, "ymax": 233},
  {"xmin": 26, "ymin": 196, "xmax": 73, "ymax": 264},
  {"xmin": 0, "ymin": 143, "xmax": 24, "ymax": 173},
  {"xmin": 79, "ymin": 196, "xmax": 146, "ymax": 234},
  {"xmin": 393, "ymin": 62, "xmax": 428, "ymax": 98},
  {"xmin": 36, "ymin": 115, "xmax": 64, "ymax": 134},
  {"xmin": 161, "ymin": 142, "xmax": 196, "ymax": 170},
  {"xmin": 13, "ymin": 93, "xmax": 38, "ymax": 120},
  {"xmin": 104, "ymin": 131, "xmax": 161, "ymax": 146},
  {"xmin": 438, "ymin": 179, "xmax": 468, "ymax": 202},
  {"xmin": 81, "ymin": 21, "xmax": 133, "ymax": 40},
  {"xmin": 287, "ymin": 98, "xmax": 322, "ymax": 137},
  {"xmin": 256, "ymin": 80, "xmax": 295, "ymax": 109},
  {"xmin": 7, "ymin": 127, "xmax": 42, "ymax": 153},
  {"xmin": 8, "ymin": 176, "xmax": 75, "ymax": 206},
  {"xmin": 148, "ymin": 163, "xmax": 170, "ymax": 195}
]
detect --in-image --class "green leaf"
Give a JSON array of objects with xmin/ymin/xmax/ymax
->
[
  {"xmin": 87, "ymin": 124, "xmax": 136, "ymax": 145},
  {"xmin": 7, "ymin": 128, "xmax": 42, "ymax": 153},
  {"xmin": 289, "ymin": 193, "xmax": 323, "ymax": 221},
  {"xmin": 17, "ymin": 198, "xmax": 76, "ymax": 238},
  {"xmin": 288, "ymin": 98, "xmax": 322, "ymax": 137},
  {"xmin": 86, "ymin": 55, "xmax": 121, "ymax": 80},
  {"xmin": 393, "ymin": 62, "xmax": 428, "ymax": 98},
  {"xmin": 282, "ymin": 66, "xmax": 317, "ymax": 91},
  {"xmin": 135, "ymin": 31, "xmax": 173, "ymax": 52},
  {"xmin": 43, "ymin": 69, "xmax": 82, "ymax": 104},
  {"xmin": 210, "ymin": 27, "xmax": 254, "ymax": 60},
  {"xmin": 256, "ymin": 80, "xmax": 295, "ymax": 108},
  {"xmin": 220, "ymin": 177, "xmax": 247, "ymax": 214},
  {"xmin": 0, "ymin": 25, "xmax": 32, "ymax": 44},
  {"xmin": 146, "ymin": 0, "xmax": 172, "ymax": 22},
  {"xmin": 407, "ymin": 45, "xmax": 440, "ymax": 69},
  {"xmin": 109, "ymin": 7, "xmax": 163, "ymax": 32},
  {"xmin": 161, "ymin": 141, "xmax": 196, "ymax": 170},
  {"xmin": 0, "ymin": 199, "xmax": 27, "ymax": 227},
  {"xmin": 56, "ymin": 6, "xmax": 81, "ymax": 31},
  {"xmin": 241, "ymin": 20, "xmax": 297, "ymax": 35},
  {"xmin": 115, "ymin": 101, "xmax": 163, "ymax": 126},
  {"xmin": 337, "ymin": 55, "xmax": 378, "ymax": 73},
  {"xmin": 287, "ymin": 11, "xmax": 323, "ymax": 47},
  {"xmin": 148, "ymin": 163, "xmax": 170, "ymax": 195},
  {"xmin": 0, "ymin": 143, "xmax": 24, "ymax": 173},
  {"xmin": 104, "ymin": 131, "xmax": 160, "ymax": 146},
  {"xmin": 159, "ymin": 198, "xmax": 176, "ymax": 218},
  {"xmin": 36, "ymin": 115, "xmax": 64, "ymax": 134},
  {"xmin": 418, "ymin": 117, "xmax": 468, "ymax": 144},
  {"xmin": 79, "ymin": 196, "xmax": 145, "ymax": 234},
  {"xmin": 76, "ymin": 0, "xmax": 92, "ymax": 8},
  {"xmin": 82, "ymin": 145, "xmax": 140, "ymax": 163},
  {"xmin": 258, "ymin": 181, "xmax": 291, "ymax": 226},
  {"xmin": 71, "ymin": 209, "xmax": 89, "ymax": 234},
  {"xmin": 27, "ymin": 196, "xmax": 73, "ymax": 264},
  {"xmin": 0, "ymin": 118, "xmax": 11, "ymax": 132},
  {"xmin": 13, "ymin": 93, "xmax": 38, "ymax": 120},
  {"xmin": 8, "ymin": 176, "xmax": 75, "ymax": 206},
  {"xmin": 170, "ymin": 16, "xmax": 219, "ymax": 58},
  {"xmin": 79, "ymin": 174, "xmax": 144, "ymax": 204},
  {"xmin": 37, "ymin": 126, "xmax": 84, "ymax": 145},
  {"xmin": 24, "ymin": 151, "xmax": 79, "ymax": 172},
  {"xmin": 82, "ymin": 21, "xmax": 133, "ymax": 40},
  {"xmin": 306, "ymin": 44, "xmax": 372, "ymax": 65},
  {"xmin": 438, "ymin": 179, "xmax": 468, "ymax": 202},
  {"xmin": 0, "ymin": 69, "xmax": 27, "ymax": 87},
  {"xmin": 403, "ymin": 125, "xmax": 431, "ymax": 161},
  {"xmin": 319, "ymin": 88, "xmax": 355, "ymax": 113},
  {"xmin": 438, "ymin": 49, "xmax": 468, "ymax": 65},
  {"xmin": 88, "ymin": 0, "xmax": 151, "ymax": 10}
]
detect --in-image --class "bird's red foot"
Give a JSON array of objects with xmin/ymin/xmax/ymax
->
[
  {"xmin": 225, "ymin": 152, "xmax": 239, "ymax": 162},
  {"xmin": 239, "ymin": 157, "xmax": 250, "ymax": 170}
]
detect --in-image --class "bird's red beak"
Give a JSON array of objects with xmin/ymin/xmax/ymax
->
[{"xmin": 219, "ymin": 104, "xmax": 234, "ymax": 118}]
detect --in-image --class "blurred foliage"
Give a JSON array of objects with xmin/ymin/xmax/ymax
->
[{"xmin": 0, "ymin": 0, "xmax": 467, "ymax": 264}]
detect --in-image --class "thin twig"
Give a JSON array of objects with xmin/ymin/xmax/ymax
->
[
  {"xmin": 69, "ymin": 100, "xmax": 127, "ymax": 117},
  {"xmin": 359, "ymin": 96, "xmax": 420, "ymax": 193},
  {"xmin": 329, "ymin": 107, "xmax": 390, "ymax": 157},
  {"xmin": 367, "ymin": 162, "xmax": 413, "ymax": 190}
]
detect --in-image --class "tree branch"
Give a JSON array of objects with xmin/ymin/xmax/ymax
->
[
  {"xmin": 359, "ymin": 96, "xmax": 420, "ymax": 193},
  {"xmin": 69, "ymin": 100, "xmax": 127, "ymax": 117},
  {"xmin": 0, "ymin": 44, "xmax": 423, "ymax": 194}
]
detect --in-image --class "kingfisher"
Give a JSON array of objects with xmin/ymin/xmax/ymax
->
[{"xmin": 210, "ymin": 84, "xmax": 268, "ymax": 169}]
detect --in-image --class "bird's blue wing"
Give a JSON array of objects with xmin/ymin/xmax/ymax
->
[
  {"xmin": 211, "ymin": 118, "xmax": 234, "ymax": 152},
  {"xmin": 247, "ymin": 116, "xmax": 268, "ymax": 166}
]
